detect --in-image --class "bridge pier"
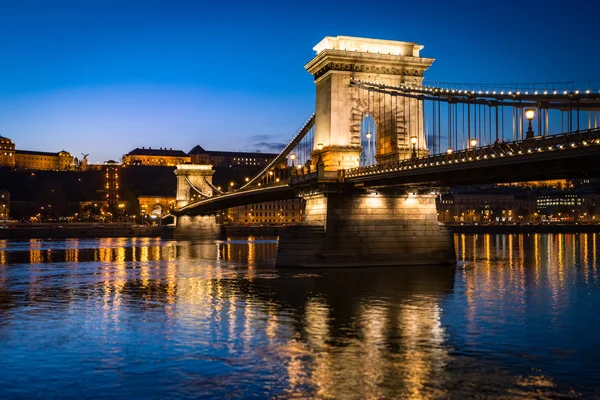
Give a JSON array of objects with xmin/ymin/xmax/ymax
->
[
  {"xmin": 276, "ymin": 191, "xmax": 455, "ymax": 268},
  {"xmin": 174, "ymin": 214, "xmax": 222, "ymax": 239}
]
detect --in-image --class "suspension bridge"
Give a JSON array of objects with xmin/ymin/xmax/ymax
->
[{"xmin": 173, "ymin": 36, "xmax": 600, "ymax": 268}]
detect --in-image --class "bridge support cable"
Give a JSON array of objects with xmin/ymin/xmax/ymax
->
[
  {"xmin": 350, "ymin": 78, "xmax": 600, "ymax": 160},
  {"xmin": 239, "ymin": 114, "xmax": 315, "ymax": 191},
  {"xmin": 204, "ymin": 177, "xmax": 224, "ymax": 195},
  {"xmin": 184, "ymin": 176, "xmax": 210, "ymax": 198}
]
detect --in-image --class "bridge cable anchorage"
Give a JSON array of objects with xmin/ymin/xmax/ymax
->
[
  {"xmin": 204, "ymin": 177, "xmax": 224, "ymax": 195},
  {"xmin": 239, "ymin": 113, "xmax": 316, "ymax": 191},
  {"xmin": 184, "ymin": 176, "xmax": 210, "ymax": 199}
]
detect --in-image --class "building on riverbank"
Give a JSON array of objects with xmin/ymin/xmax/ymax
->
[
  {"xmin": 223, "ymin": 198, "xmax": 305, "ymax": 225},
  {"xmin": 0, "ymin": 190, "xmax": 9, "ymax": 220},
  {"xmin": 437, "ymin": 187, "xmax": 536, "ymax": 223}
]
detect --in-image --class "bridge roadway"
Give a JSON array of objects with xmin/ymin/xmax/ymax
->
[{"xmin": 177, "ymin": 128, "xmax": 600, "ymax": 216}]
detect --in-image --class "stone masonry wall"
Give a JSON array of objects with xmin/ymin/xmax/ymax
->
[{"xmin": 277, "ymin": 192, "xmax": 455, "ymax": 267}]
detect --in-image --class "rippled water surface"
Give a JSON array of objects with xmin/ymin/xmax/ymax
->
[{"xmin": 0, "ymin": 234, "xmax": 599, "ymax": 399}]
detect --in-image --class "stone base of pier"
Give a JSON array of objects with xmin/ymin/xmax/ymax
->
[
  {"xmin": 276, "ymin": 192, "xmax": 456, "ymax": 268},
  {"xmin": 174, "ymin": 215, "xmax": 223, "ymax": 239}
]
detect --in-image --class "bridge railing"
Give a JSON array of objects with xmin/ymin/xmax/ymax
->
[{"xmin": 344, "ymin": 128, "xmax": 600, "ymax": 179}]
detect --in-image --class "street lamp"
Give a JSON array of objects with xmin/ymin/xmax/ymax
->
[
  {"xmin": 365, "ymin": 131, "xmax": 372, "ymax": 165},
  {"xmin": 446, "ymin": 148, "xmax": 453, "ymax": 155},
  {"xmin": 525, "ymin": 108, "xmax": 535, "ymax": 139},
  {"xmin": 470, "ymin": 138, "xmax": 478, "ymax": 148},
  {"xmin": 410, "ymin": 136, "xmax": 418, "ymax": 159},
  {"xmin": 317, "ymin": 143, "xmax": 323, "ymax": 151},
  {"xmin": 290, "ymin": 153, "xmax": 296, "ymax": 167}
]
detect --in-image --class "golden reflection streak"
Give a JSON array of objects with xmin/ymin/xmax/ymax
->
[
  {"xmin": 472, "ymin": 234, "xmax": 477, "ymax": 262},
  {"xmin": 582, "ymin": 233, "xmax": 589, "ymax": 285},
  {"xmin": 358, "ymin": 302, "xmax": 387, "ymax": 398},
  {"xmin": 301, "ymin": 297, "xmax": 332, "ymax": 398},
  {"xmin": 534, "ymin": 234, "xmax": 540, "ymax": 286},
  {"xmin": 593, "ymin": 234, "xmax": 598, "ymax": 281},
  {"xmin": 508, "ymin": 234, "xmax": 514, "ymax": 290},
  {"xmin": 461, "ymin": 234, "xmax": 466, "ymax": 261},
  {"xmin": 0, "ymin": 240, "xmax": 5, "ymax": 288},
  {"xmin": 30, "ymin": 239, "xmax": 43, "ymax": 264},
  {"xmin": 484, "ymin": 234, "xmax": 491, "ymax": 283},
  {"xmin": 265, "ymin": 305, "xmax": 278, "ymax": 343},
  {"xmin": 109, "ymin": 239, "xmax": 128, "ymax": 321},
  {"xmin": 140, "ymin": 238, "xmax": 150, "ymax": 288},
  {"xmin": 241, "ymin": 288, "xmax": 255, "ymax": 349},
  {"xmin": 517, "ymin": 234, "xmax": 525, "ymax": 298},
  {"xmin": 397, "ymin": 301, "xmax": 447, "ymax": 399},
  {"xmin": 558, "ymin": 235, "xmax": 565, "ymax": 287},
  {"xmin": 65, "ymin": 239, "xmax": 79, "ymax": 263},
  {"xmin": 247, "ymin": 238, "xmax": 256, "ymax": 280}
]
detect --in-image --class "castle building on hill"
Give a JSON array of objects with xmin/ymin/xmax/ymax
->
[
  {"xmin": 121, "ymin": 147, "xmax": 191, "ymax": 166},
  {"xmin": 122, "ymin": 145, "xmax": 282, "ymax": 168},
  {"xmin": 0, "ymin": 135, "xmax": 74, "ymax": 171}
]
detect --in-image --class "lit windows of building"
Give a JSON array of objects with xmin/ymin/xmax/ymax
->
[
  {"xmin": 138, "ymin": 196, "xmax": 176, "ymax": 223},
  {"xmin": 0, "ymin": 136, "xmax": 73, "ymax": 171},
  {"xmin": 188, "ymin": 145, "xmax": 282, "ymax": 168},
  {"xmin": 0, "ymin": 190, "xmax": 9, "ymax": 220},
  {"xmin": 224, "ymin": 198, "xmax": 305, "ymax": 225},
  {"xmin": 122, "ymin": 147, "xmax": 191, "ymax": 166},
  {"xmin": 0, "ymin": 136, "xmax": 16, "ymax": 168},
  {"xmin": 104, "ymin": 161, "xmax": 120, "ymax": 215}
]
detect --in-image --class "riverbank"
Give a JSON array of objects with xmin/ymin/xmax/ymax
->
[{"xmin": 0, "ymin": 223, "xmax": 171, "ymax": 239}]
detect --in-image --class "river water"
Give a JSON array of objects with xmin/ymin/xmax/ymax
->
[{"xmin": 0, "ymin": 234, "xmax": 599, "ymax": 399}]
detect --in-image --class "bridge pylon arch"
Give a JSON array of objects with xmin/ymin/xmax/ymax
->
[{"xmin": 305, "ymin": 36, "xmax": 434, "ymax": 170}]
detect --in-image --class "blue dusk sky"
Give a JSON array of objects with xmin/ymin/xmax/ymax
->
[{"xmin": 1, "ymin": 0, "xmax": 599, "ymax": 162}]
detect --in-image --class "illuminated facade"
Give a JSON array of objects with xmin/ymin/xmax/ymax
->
[
  {"xmin": 225, "ymin": 199, "xmax": 305, "ymax": 224},
  {"xmin": 0, "ymin": 190, "xmax": 9, "ymax": 220},
  {"xmin": 104, "ymin": 161, "xmax": 120, "ymax": 214},
  {"xmin": 536, "ymin": 191, "xmax": 600, "ymax": 221},
  {"xmin": 122, "ymin": 147, "xmax": 191, "ymax": 166},
  {"xmin": 0, "ymin": 136, "xmax": 16, "ymax": 167},
  {"xmin": 138, "ymin": 196, "xmax": 176, "ymax": 220},
  {"xmin": 437, "ymin": 190, "xmax": 536, "ymax": 222},
  {"xmin": 188, "ymin": 145, "xmax": 280, "ymax": 167},
  {"xmin": 0, "ymin": 135, "xmax": 73, "ymax": 171},
  {"xmin": 14, "ymin": 150, "xmax": 73, "ymax": 170}
]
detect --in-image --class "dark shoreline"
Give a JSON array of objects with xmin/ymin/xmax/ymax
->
[
  {"xmin": 0, "ymin": 223, "xmax": 169, "ymax": 239},
  {"xmin": 2, "ymin": 223, "xmax": 600, "ymax": 240}
]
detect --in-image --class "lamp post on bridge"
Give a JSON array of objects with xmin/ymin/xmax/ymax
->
[
  {"xmin": 469, "ymin": 138, "xmax": 478, "ymax": 158},
  {"xmin": 410, "ymin": 136, "xmax": 418, "ymax": 159},
  {"xmin": 290, "ymin": 154, "xmax": 296, "ymax": 176},
  {"xmin": 366, "ymin": 131, "xmax": 372, "ymax": 164},
  {"xmin": 525, "ymin": 109, "xmax": 535, "ymax": 139}
]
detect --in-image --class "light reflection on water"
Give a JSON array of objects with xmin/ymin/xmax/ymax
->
[{"xmin": 0, "ymin": 234, "xmax": 598, "ymax": 398}]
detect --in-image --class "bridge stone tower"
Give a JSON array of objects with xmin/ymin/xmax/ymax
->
[
  {"xmin": 174, "ymin": 164, "xmax": 215, "ymax": 208},
  {"xmin": 174, "ymin": 165, "xmax": 221, "ymax": 238},
  {"xmin": 277, "ymin": 36, "xmax": 455, "ymax": 268},
  {"xmin": 305, "ymin": 36, "xmax": 434, "ymax": 168}
]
